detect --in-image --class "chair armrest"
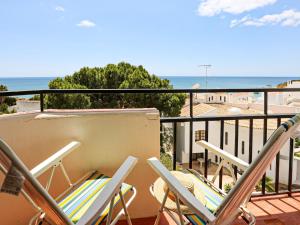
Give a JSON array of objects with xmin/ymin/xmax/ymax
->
[
  {"xmin": 197, "ymin": 141, "xmax": 249, "ymax": 171},
  {"xmin": 31, "ymin": 141, "xmax": 81, "ymax": 178},
  {"xmin": 147, "ymin": 157, "xmax": 215, "ymax": 224},
  {"xmin": 76, "ymin": 156, "xmax": 138, "ymax": 225},
  {"xmin": 0, "ymin": 139, "xmax": 74, "ymax": 225}
]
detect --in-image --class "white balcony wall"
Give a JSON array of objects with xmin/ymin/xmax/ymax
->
[{"xmin": 0, "ymin": 109, "xmax": 160, "ymax": 225}]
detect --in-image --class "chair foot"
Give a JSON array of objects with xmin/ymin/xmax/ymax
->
[
  {"xmin": 125, "ymin": 213, "xmax": 133, "ymax": 225},
  {"xmin": 154, "ymin": 210, "xmax": 164, "ymax": 225},
  {"xmin": 119, "ymin": 190, "xmax": 133, "ymax": 225}
]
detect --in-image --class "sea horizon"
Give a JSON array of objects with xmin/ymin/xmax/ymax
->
[
  {"xmin": 0, "ymin": 76, "xmax": 299, "ymax": 92},
  {"xmin": 0, "ymin": 75, "xmax": 300, "ymax": 78}
]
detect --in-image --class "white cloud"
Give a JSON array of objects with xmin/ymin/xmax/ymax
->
[
  {"xmin": 198, "ymin": 0, "xmax": 277, "ymax": 16},
  {"xmin": 230, "ymin": 10, "xmax": 300, "ymax": 27},
  {"xmin": 230, "ymin": 16, "xmax": 252, "ymax": 27},
  {"xmin": 55, "ymin": 6, "xmax": 65, "ymax": 12},
  {"xmin": 77, "ymin": 20, "xmax": 96, "ymax": 28}
]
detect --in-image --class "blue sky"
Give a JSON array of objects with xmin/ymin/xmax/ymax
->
[{"xmin": 0, "ymin": 0, "xmax": 299, "ymax": 77}]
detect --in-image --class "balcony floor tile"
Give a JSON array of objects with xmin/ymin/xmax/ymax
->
[{"xmin": 117, "ymin": 193, "xmax": 300, "ymax": 225}]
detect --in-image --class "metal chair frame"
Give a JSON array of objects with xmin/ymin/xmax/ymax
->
[{"xmin": 0, "ymin": 139, "xmax": 137, "ymax": 225}]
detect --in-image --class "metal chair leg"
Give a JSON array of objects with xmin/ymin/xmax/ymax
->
[
  {"xmin": 175, "ymin": 194, "xmax": 185, "ymax": 225},
  {"xmin": 106, "ymin": 195, "xmax": 116, "ymax": 225},
  {"xmin": 154, "ymin": 188, "xmax": 169, "ymax": 225},
  {"xmin": 119, "ymin": 191, "xmax": 133, "ymax": 225}
]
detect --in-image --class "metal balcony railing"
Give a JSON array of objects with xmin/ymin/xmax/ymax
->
[{"xmin": 1, "ymin": 87, "xmax": 300, "ymax": 197}]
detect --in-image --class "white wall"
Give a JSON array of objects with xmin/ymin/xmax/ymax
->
[
  {"xmin": 287, "ymin": 80, "xmax": 300, "ymax": 88},
  {"xmin": 10, "ymin": 100, "xmax": 40, "ymax": 112},
  {"xmin": 177, "ymin": 120, "xmax": 297, "ymax": 186},
  {"xmin": 176, "ymin": 122, "xmax": 189, "ymax": 163},
  {"xmin": 267, "ymin": 81, "xmax": 300, "ymax": 106},
  {"xmin": 228, "ymin": 93, "xmax": 253, "ymax": 104},
  {"xmin": 229, "ymin": 102, "xmax": 300, "ymax": 114},
  {"xmin": 205, "ymin": 93, "xmax": 228, "ymax": 104},
  {"xmin": 268, "ymin": 93, "xmax": 286, "ymax": 105}
]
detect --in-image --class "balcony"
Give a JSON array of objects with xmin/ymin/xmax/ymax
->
[
  {"xmin": 119, "ymin": 194, "xmax": 300, "ymax": 225},
  {"xmin": 1, "ymin": 88, "xmax": 300, "ymax": 225}
]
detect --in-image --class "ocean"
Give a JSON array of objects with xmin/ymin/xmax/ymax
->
[
  {"xmin": 0, "ymin": 77, "xmax": 53, "ymax": 91},
  {"xmin": 0, "ymin": 76, "xmax": 298, "ymax": 91},
  {"xmin": 160, "ymin": 76, "xmax": 299, "ymax": 89}
]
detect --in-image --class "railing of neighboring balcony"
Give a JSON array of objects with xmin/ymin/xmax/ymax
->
[{"xmin": 1, "ymin": 88, "xmax": 300, "ymax": 197}]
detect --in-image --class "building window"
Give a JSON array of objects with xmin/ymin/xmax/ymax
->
[
  {"xmin": 192, "ymin": 153, "xmax": 204, "ymax": 160},
  {"xmin": 212, "ymin": 96, "xmax": 214, "ymax": 101},
  {"xmin": 208, "ymin": 97, "xmax": 210, "ymax": 102},
  {"xmin": 225, "ymin": 132, "xmax": 228, "ymax": 145},
  {"xmin": 241, "ymin": 141, "xmax": 245, "ymax": 155},
  {"xmin": 220, "ymin": 96, "xmax": 222, "ymax": 101},
  {"xmin": 195, "ymin": 130, "xmax": 205, "ymax": 142},
  {"xmin": 224, "ymin": 96, "xmax": 226, "ymax": 102}
]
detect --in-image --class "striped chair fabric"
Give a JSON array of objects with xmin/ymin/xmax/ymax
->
[
  {"xmin": 183, "ymin": 170, "xmax": 224, "ymax": 225},
  {"xmin": 58, "ymin": 171, "xmax": 132, "ymax": 224}
]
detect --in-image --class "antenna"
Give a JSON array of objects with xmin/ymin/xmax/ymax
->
[{"xmin": 199, "ymin": 64, "xmax": 212, "ymax": 89}]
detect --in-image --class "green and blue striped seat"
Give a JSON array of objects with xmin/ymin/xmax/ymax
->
[
  {"xmin": 183, "ymin": 170, "xmax": 224, "ymax": 225},
  {"xmin": 58, "ymin": 171, "xmax": 133, "ymax": 224}
]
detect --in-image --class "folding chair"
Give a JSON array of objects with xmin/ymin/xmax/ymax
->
[
  {"xmin": 0, "ymin": 139, "xmax": 137, "ymax": 225},
  {"xmin": 148, "ymin": 114, "xmax": 300, "ymax": 225}
]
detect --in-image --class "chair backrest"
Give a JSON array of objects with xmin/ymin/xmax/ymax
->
[
  {"xmin": 214, "ymin": 114, "xmax": 300, "ymax": 225},
  {"xmin": 0, "ymin": 139, "xmax": 74, "ymax": 225}
]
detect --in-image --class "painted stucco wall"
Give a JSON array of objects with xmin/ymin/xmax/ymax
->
[{"xmin": 0, "ymin": 109, "xmax": 160, "ymax": 224}]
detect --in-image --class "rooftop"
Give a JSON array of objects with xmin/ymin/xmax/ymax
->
[
  {"xmin": 182, "ymin": 103, "xmax": 285, "ymax": 130},
  {"xmin": 180, "ymin": 103, "xmax": 216, "ymax": 117}
]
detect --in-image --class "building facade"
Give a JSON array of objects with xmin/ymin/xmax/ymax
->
[{"xmin": 176, "ymin": 103, "xmax": 300, "ymax": 186}]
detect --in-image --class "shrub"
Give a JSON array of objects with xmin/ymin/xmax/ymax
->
[{"xmin": 224, "ymin": 182, "xmax": 234, "ymax": 194}]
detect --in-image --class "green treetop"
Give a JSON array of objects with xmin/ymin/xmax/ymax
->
[{"xmin": 46, "ymin": 62, "xmax": 186, "ymax": 117}]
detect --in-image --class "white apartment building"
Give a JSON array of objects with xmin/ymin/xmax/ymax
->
[
  {"xmin": 285, "ymin": 80, "xmax": 300, "ymax": 107},
  {"xmin": 205, "ymin": 93, "xmax": 228, "ymax": 103},
  {"xmin": 191, "ymin": 84, "xmax": 254, "ymax": 105},
  {"xmin": 268, "ymin": 80, "xmax": 300, "ymax": 106},
  {"xmin": 204, "ymin": 92, "xmax": 253, "ymax": 104},
  {"xmin": 176, "ymin": 103, "xmax": 300, "ymax": 186}
]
